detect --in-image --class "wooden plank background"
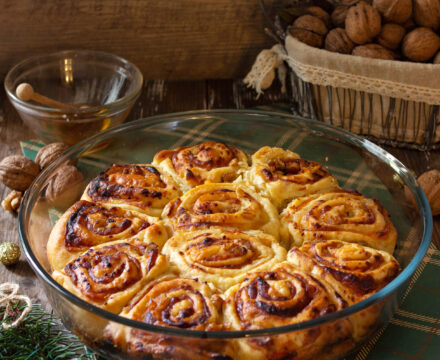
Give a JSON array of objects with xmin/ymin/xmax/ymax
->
[{"xmin": 0, "ymin": 0, "xmax": 292, "ymax": 80}]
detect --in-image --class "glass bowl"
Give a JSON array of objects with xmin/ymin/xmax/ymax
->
[
  {"xmin": 19, "ymin": 110, "xmax": 432, "ymax": 360},
  {"xmin": 4, "ymin": 50, "xmax": 143, "ymax": 146}
]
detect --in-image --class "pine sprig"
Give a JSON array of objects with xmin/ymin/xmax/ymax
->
[{"xmin": 0, "ymin": 302, "xmax": 97, "ymax": 360}]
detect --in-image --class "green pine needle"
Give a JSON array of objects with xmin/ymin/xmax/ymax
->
[{"xmin": 0, "ymin": 302, "xmax": 98, "ymax": 360}]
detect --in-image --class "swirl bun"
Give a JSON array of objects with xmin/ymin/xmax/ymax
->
[
  {"xmin": 82, "ymin": 164, "xmax": 180, "ymax": 216},
  {"xmin": 47, "ymin": 200, "xmax": 168, "ymax": 271},
  {"xmin": 52, "ymin": 238, "xmax": 167, "ymax": 313},
  {"xmin": 288, "ymin": 240, "xmax": 401, "ymax": 304},
  {"xmin": 288, "ymin": 240, "xmax": 400, "ymax": 341},
  {"xmin": 280, "ymin": 190, "xmax": 397, "ymax": 253},
  {"xmin": 245, "ymin": 147, "xmax": 339, "ymax": 210},
  {"xmin": 153, "ymin": 141, "xmax": 249, "ymax": 192},
  {"xmin": 163, "ymin": 229, "xmax": 287, "ymax": 290},
  {"xmin": 106, "ymin": 277, "xmax": 232, "ymax": 359},
  {"xmin": 223, "ymin": 262, "xmax": 351, "ymax": 360},
  {"xmin": 163, "ymin": 183, "xmax": 280, "ymax": 239}
]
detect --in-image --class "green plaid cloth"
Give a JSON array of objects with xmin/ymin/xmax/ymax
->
[{"xmin": 20, "ymin": 107, "xmax": 440, "ymax": 360}]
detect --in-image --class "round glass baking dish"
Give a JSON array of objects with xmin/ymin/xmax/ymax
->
[{"xmin": 19, "ymin": 110, "xmax": 432, "ymax": 360}]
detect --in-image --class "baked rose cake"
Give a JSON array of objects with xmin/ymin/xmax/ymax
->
[{"xmin": 48, "ymin": 142, "xmax": 400, "ymax": 360}]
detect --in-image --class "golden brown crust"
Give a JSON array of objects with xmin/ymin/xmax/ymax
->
[
  {"xmin": 153, "ymin": 141, "xmax": 249, "ymax": 192},
  {"xmin": 245, "ymin": 146, "xmax": 339, "ymax": 210},
  {"xmin": 105, "ymin": 277, "xmax": 233, "ymax": 360},
  {"xmin": 280, "ymin": 189, "xmax": 398, "ymax": 253},
  {"xmin": 223, "ymin": 262, "xmax": 352, "ymax": 360},
  {"xmin": 163, "ymin": 229, "xmax": 286, "ymax": 290},
  {"xmin": 52, "ymin": 238, "xmax": 168, "ymax": 313},
  {"xmin": 47, "ymin": 200, "xmax": 168, "ymax": 271},
  {"xmin": 82, "ymin": 164, "xmax": 180, "ymax": 217},
  {"xmin": 162, "ymin": 182, "xmax": 280, "ymax": 238}
]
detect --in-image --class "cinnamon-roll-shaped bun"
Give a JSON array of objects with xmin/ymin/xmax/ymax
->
[
  {"xmin": 288, "ymin": 240, "xmax": 400, "ymax": 341},
  {"xmin": 52, "ymin": 238, "xmax": 168, "ymax": 314},
  {"xmin": 280, "ymin": 190, "xmax": 398, "ymax": 254},
  {"xmin": 82, "ymin": 164, "xmax": 180, "ymax": 217},
  {"xmin": 223, "ymin": 262, "xmax": 351, "ymax": 360},
  {"xmin": 153, "ymin": 141, "xmax": 249, "ymax": 192},
  {"xmin": 162, "ymin": 183, "xmax": 280, "ymax": 239},
  {"xmin": 245, "ymin": 146, "xmax": 339, "ymax": 210},
  {"xmin": 47, "ymin": 200, "xmax": 168, "ymax": 271},
  {"xmin": 106, "ymin": 277, "xmax": 232, "ymax": 360},
  {"xmin": 163, "ymin": 229, "xmax": 287, "ymax": 290}
]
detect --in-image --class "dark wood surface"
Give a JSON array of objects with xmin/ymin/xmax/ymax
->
[{"xmin": 0, "ymin": 78, "xmax": 438, "ymax": 309}]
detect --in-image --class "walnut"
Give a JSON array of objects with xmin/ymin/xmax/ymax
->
[
  {"xmin": 45, "ymin": 164, "xmax": 84, "ymax": 209},
  {"xmin": 352, "ymin": 44, "xmax": 395, "ymax": 59},
  {"xmin": 373, "ymin": 0, "xmax": 412, "ymax": 24},
  {"xmin": 0, "ymin": 155, "xmax": 40, "ymax": 191},
  {"xmin": 345, "ymin": 2, "xmax": 382, "ymax": 44},
  {"xmin": 331, "ymin": 5, "xmax": 350, "ymax": 28},
  {"xmin": 377, "ymin": 23, "xmax": 406, "ymax": 50},
  {"xmin": 404, "ymin": 169, "xmax": 440, "ymax": 215},
  {"xmin": 1, "ymin": 190, "xmax": 23, "ymax": 212},
  {"xmin": 413, "ymin": 0, "xmax": 440, "ymax": 31},
  {"xmin": 306, "ymin": 6, "xmax": 331, "ymax": 28},
  {"xmin": 402, "ymin": 17, "xmax": 416, "ymax": 31},
  {"xmin": 290, "ymin": 15, "xmax": 328, "ymax": 48},
  {"xmin": 325, "ymin": 28, "xmax": 355, "ymax": 54},
  {"xmin": 35, "ymin": 142, "xmax": 69, "ymax": 170},
  {"xmin": 402, "ymin": 27, "xmax": 440, "ymax": 61},
  {"xmin": 434, "ymin": 51, "xmax": 440, "ymax": 63}
]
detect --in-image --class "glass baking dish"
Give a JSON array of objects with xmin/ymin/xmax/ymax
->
[{"xmin": 19, "ymin": 110, "xmax": 432, "ymax": 359}]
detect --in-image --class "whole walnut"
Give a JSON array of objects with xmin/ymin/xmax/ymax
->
[
  {"xmin": 345, "ymin": 2, "xmax": 382, "ymax": 44},
  {"xmin": 306, "ymin": 6, "xmax": 331, "ymax": 28},
  {"xmin": 35, "ymin": 142, "xmax": 69, "ymax": 170},
  {"xmin": 402, "ymin": 17, "xmax": 417, "ymax": 31},
  {"xmin": 373, "ymin": 0, "xmax": 412, "ymax": 24},
  {"xmin": 352, "ymin": 44, "xmax": 395, "ymax": 59},
  {"xmin": 331, "ymin": 5, "xmax": 350, "ymax": 28},
  {"xmin": 0, "ymin": 155, "xmax": 40, "ymax": 191},
  {"xmin": 413, "ymin": 0, "xmax": 440, "ymax": 31},
  {"xmin": 290, "ymin": 15, "xmax": 328, "ymax": 48},
  {"xmin": 325, "ymin": 28, "xmax": 355, "ymax": 54},
  {"xmin": 402, "ymin": 27, "xmax": 440, "ymax": 61},
  {"xmin": 404, "ymin": 169, "xmax": 440, "ymax": 215},
  {"xmin": 45, "ymin": 164, "xmax": 83, "ymax": 208},
  {"xmin": 377, "ymin": 23, "xmax": 406, "ymax": 50}
]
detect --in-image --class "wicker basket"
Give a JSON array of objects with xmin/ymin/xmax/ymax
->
[{"xmin": 259, "ymin": 0, "xmax": 440, "ymax": 150}]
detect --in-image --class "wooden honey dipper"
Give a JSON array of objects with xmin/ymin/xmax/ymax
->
[{"xmin": 16, "ymin": 83, "xmax": 79, "ymax": 110}]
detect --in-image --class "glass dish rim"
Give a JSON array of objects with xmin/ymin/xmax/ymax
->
[
  {"xmin": 4, "ymin": 49, "xmax": 143, "ymax": 116},
  {"xmin": 19, "ymin": 109, "xmax": 433, "ymax": 339}
]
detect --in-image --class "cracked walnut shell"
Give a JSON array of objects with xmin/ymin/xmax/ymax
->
[
  {"xmin": 345, "ymin": 2, "xmax": 382, "ymax": 44},
  {"xmin": 0, "ymin": 155, "xmax": 40, "ymax": 191},
  {"xmin": 402, "ymin": 27, "xmax": 440, "ymax": 61},
  {"xmin": 290, "ymin": 15, "xmax": 328, "ymax": 48}
]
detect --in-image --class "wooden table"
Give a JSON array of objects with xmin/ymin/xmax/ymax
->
[{"xmin": 0, "ymin": 79, "xmax": 439, "ymax": 309}]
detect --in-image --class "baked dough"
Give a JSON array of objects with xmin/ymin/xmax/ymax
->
[
  {"xmin": 47, "ymin": 200, "xmax": 168, "ymax": 271},
  {"xmin": 153, "ymin": 141, "xmax": 249, "ymax": 192},
  {"xmin": 223, "ymin": 262, "xmax": 352, "ymax": 360},
  {"xmin": 52, "ymin": 237, "xmax": 167, "ymax": 314},
  {"xmin": 162, "ymin": 182, "xmax": 280, "ymax": 239},
  {"xmin": 280, "ymin": 189, "xmax": 398, "ymax": 253},
  {"xmin": 162, "ymin": 229, "xmax": 287, "ymax": 290},
  {"xmin": 244, "ymin": 146, "xmax": 339, "ymax": 210},
  {"xmin": 288, "ymin": 239, "xmax": 400, "ymax": 340},
  {"xmin": 82, "ymin": 164, "xmax": 180, "ymax": 217},
  {"xmin": 105, "ymin": 276, "xmax": 232, "ymax": 360}
]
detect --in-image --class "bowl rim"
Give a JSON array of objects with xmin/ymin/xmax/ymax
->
[
  {"xmin": 19, "ymin": 109, "xmax": 433, "ymax": 339},
  {"xmin": 4, "ymin": 49, "xmax": 143, "ymax": 117}
]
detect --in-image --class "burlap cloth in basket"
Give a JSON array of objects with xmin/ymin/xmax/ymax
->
[{"xmin": 245, "ymin": 36, "xmax": 440, "ymax": 145}]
